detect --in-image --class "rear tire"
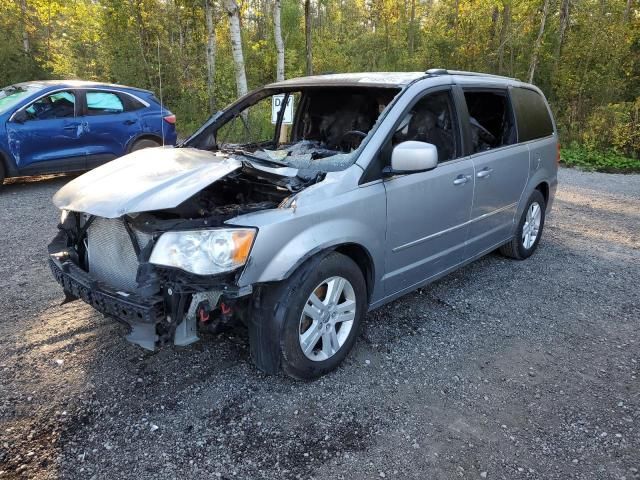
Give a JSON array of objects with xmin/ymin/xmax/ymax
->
[
  {"xmin": 500, "ymin": 190, "xmax": 546, "ymax": 260},
  {"xmin": 0, "ymin": 161, "xmax": 5, "ymax": 185},
  {"xmin": 249, "ymin": 252, "xmax": 367, "ymax": 380},
  {"xmin": 130, "ymin": 138, "xmax": 161, "ymax": 152}
]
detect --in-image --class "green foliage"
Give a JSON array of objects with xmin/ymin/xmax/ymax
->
[
  {"xmin": 582, "ymin": 99, "xmax": 640, "ymax": 159},
  {"xmin": 0, "ymin": 0, "xmax": 638, "ymax": 158},
  {"xmin": 561, "ymin": 146, "xmax": 640, "ymax": 173}
]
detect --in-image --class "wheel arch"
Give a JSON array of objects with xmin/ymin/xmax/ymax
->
[
  {"xmin": 535, "ymin": 180, "xmax": 549, "ymax": 205},
  {"xmin": 0, "ymin": 148, "xmax": 14, "ymax": 180},
  {"xmin": 276, "ymin": 242, "xmax": 376, "ymax": 303},
  {"xmin": 333, "ymin": 243, "xmax": 375, "ymax": 303},
  {"xmin": 126, "ymin": 134, "xmax": 163, "ymax": 153}
]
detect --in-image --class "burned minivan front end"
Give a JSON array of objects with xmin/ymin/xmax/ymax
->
[
  {"xmin": 47, "ymin": 147, "xmax": 309, "ymax": 349},
  {"xmin": 49, "ymin": 211, "xmax": 257, "ymax": 350}
]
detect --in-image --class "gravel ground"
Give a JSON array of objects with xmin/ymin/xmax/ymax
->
[{"xmin": 0, "ymin": 167, "xmax": 638, "ymax": 480}]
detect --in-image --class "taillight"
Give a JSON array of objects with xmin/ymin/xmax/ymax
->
[
  {"xmin": 163, "ymin": 114, "xmax": 176, "ymax": 125},
  {"xmin": 557, "ymin": 143, "xmax": 561, "ymax": 164}
]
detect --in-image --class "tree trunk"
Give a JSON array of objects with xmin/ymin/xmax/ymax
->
[
  {"xmin": 528, "ymin": 0, "xmax": 550, "ymax": 83},
  {"xmin": 19, "ymin": 0, "xmax": 30, "ymax": 53},
  {"xmin": 555, "ymin": 0, "xmax": 570, "ymax": 65},
  {"xmin": 305, "ymin": 0, "xmax": 313, "ymax": 75},
  {"xmin": 497, "ymin": 2, "xmax": 510, "ymax": 74},
  {"xmin": 205, "ymin": 0, "xmax": 217, "ymax": 113},
  {"xmin": 623, "ymin": 0, "xmax": 633, "ymax": 22},
  {"xmin": 408, "ymin": 0, "xmax": 416, "ymax": 55},
  {"xmin": 274, "ymin": 0, "xmax": 285, "ymax": 82},
  {"xmin": 224, "ymin": 0, "xmax": 248, "ymax": 97}
]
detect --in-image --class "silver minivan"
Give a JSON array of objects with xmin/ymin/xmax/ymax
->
[{"xmin": 49, "ymin": 69, "xmax": 558, "ymax": 379}]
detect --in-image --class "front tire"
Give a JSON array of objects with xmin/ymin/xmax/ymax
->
[
  {"xmin": 500, "ymin": 190, "xmax": 546, "ymax": 260},
  {"xmin": 249, "ymin": 252, "xmax": 367, "ymax": 380}
]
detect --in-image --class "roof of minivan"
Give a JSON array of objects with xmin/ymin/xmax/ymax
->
[
  {"xmin": 266, "ymin": 70, "xmax": 520, "ymax": 89},
  {"xmin": 10, "ymin": 80, "xmax": 153, "ymax": 94}
]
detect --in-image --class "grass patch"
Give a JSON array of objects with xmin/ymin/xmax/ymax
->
[{"xmin": 561, "ymin": 147, "xmax": 640, "ymax": 174}]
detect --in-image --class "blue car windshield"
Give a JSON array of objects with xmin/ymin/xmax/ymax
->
[{"xmin": 0, "ymin": 85, "xmax": 42, "ymax": 115}]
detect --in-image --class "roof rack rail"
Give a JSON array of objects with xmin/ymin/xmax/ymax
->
[{"xmin": 425, "ymin": 68, "xmax": 518, "ymax": 81}]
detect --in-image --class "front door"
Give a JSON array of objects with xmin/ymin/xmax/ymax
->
[
  {"xmin": 383, "ymin": 88, "xmax": 474, "ymax": 296},
  {"xmin": 6, "ymin": 89, "xmax": 86, "ymax": 174},
  {"xmin": 461, "ymin": 89, "xmax": 529, "ymax": 255}
]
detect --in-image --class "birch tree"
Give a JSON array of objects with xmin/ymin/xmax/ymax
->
[
  {"xmin": 19, "ymin": 0, "xmax": 29, "ymax": 53},
  {"xmin": 528, "ymin": 0, "xmax": 551, "ymax": 83},
  {"xmin": 224, "ymin": 0, "xmax": 248, "ymax": 97},
  {"xmin": 274, "ymin": 0, "xmax": 285, "ymax": 82},
  {"xmin": 205, "ymin": 0, "xmax": 217, "ymax": 113}
]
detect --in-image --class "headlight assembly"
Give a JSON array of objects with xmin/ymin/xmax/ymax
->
[{"xmin": 149, "ymin": 228, "xmax": 256, "ymax": 275}]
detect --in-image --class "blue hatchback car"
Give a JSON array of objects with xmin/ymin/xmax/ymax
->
[{"xmin": 0, "ymin": 80, "xmax": 177, "ymax": 183}]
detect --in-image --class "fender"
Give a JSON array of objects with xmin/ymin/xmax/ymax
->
[
  {"xmin": 0, "ymin": 147, "xmax": 19, "ymax": 177},
  {"xmin": 242, "ymin": 217, "xmax": 383, "ymax": 288},
  {"xmin": 228, "ymin": 180, "xmax": 388, "ymax": 303}
]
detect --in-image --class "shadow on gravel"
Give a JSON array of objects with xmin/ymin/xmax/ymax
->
[
  {"xmin": 3, "ymin": 173, "xmax": 78, "ymax": 188},
  {"xmin": 1, "ymin": 171, "xmax": 639, "ymax": 479}
]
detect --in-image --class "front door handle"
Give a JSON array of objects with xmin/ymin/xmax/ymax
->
[
  {"xmin": 453, "ymin": 175, "xmax": 470, "ymax": 185},
  {"xmin": 124, "ymin": 119, "xmax": 137, "ymax": 125},
  {"xmin": 63, "ymin": 124, "xmax": 79, "ymax": 130},
  {"xmin": 477, "ymin": 168, "xmax": 493, "ymax": 179}
]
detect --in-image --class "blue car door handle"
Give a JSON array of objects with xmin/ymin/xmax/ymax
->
[
  {"xmin": 63, "ymin": 123, "xmax": 79, "ymax": 130},
  {"xmin": 123, "ymin": 119, "xmax": 137, "ymax": 125}
]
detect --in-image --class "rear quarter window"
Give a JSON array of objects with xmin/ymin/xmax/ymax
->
[
  {"xmin": 510, "ymin": 87, "xmax": 554, "ymax": 142},
  {"xmin": 86, "ymin": 91, "xmax": 124, "ymax": 115}
]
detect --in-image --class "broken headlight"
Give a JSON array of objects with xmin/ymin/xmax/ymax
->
[{"xmin": 149, "ymin": 228, "xmax": 256, "ymax": 275}]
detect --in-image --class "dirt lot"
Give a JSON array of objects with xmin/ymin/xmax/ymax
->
[{"xmin": 0, "ymin": 167, "xmax": 638, "ymax": 480}]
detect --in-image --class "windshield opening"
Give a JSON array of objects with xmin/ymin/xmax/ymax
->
[
  {"xmin": 0, "ymin": 84, "xmax": 42, "ymax": 115},
  {"xmin": 190, "ymin": 86, "xmax": 401, "ymax": 173}
]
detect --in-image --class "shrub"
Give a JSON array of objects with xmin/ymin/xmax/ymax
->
[
  {"xmin": 561, "ymin": 146, "xmax": 640, "ymax": 173},
  {"xmin": 582, "ymin": 99, "xmax": 640, "ymax": 159}
]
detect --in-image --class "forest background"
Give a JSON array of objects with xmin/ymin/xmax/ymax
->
[{"xmin": 1, "ymin": 0, "xmax": 638, "ymax": 171}]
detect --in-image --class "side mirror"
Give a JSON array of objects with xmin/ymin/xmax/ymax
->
[
  {"xmin": 383, "ymin": 141, "xmax": 438, "ymax": 176},
  {"xmin": 11, "ymin": 110, "xmax": 28, "ymax": 124}
]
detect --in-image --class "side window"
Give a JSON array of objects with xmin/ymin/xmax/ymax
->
[
  {"xmin": 510, "ymin": 87, "xmax": 554, "ymax": 142},
  {"xmin": 216, "ymin": 96, "xmax": 274, "ymax": 146},
  {"xmin": 24, "ymin": 91, "xmax": 75, "ymax": 120},
  {"xmin": 392, "ymin": 90, "xmax": 458, "ymax": 162},
  {"xmin": 463, "ymin": 90, "xmax": 516, "ymax": 153},
  {"xmin": 121, "ymin": 94, "xmax": 146, "ymax": 112},
  {"xmin": 86, "ymin": 91, "xmax": 124, "ymax": 116}
]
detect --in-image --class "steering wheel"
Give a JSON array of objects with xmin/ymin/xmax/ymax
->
[{"xmin": 339, "ymin": 130, "xmax": 367, "ymax": 151}]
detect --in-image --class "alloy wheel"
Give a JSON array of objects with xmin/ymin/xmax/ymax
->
[
  {"xmin": 298, "ymin": 276, "xmax": 357, "ymax": 362},
  {"xmin": 522, "ymin": 201, "xmax": 542, "ymax": 250}
]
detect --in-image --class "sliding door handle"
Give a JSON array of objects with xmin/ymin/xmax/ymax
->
[
  {"xmin": 453, "ymin": 175, "xmax": 470, "ymax": 185},
  {"xmin": 477, "ymin": 168, "xmax": 493, "ymax": 179}
]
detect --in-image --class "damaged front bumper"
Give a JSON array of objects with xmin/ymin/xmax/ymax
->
[
  {"xmin": 49, "ymin": 253, "xmax": 165, "ymax": 324},
  {"xmin": 48, "ymin": 230, "xmax": 252, "ymax": 351}
]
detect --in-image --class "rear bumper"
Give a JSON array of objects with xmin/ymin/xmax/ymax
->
[{"xmin": 48, "ymin": 253, "xmax": 165, "ymax": 325}]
